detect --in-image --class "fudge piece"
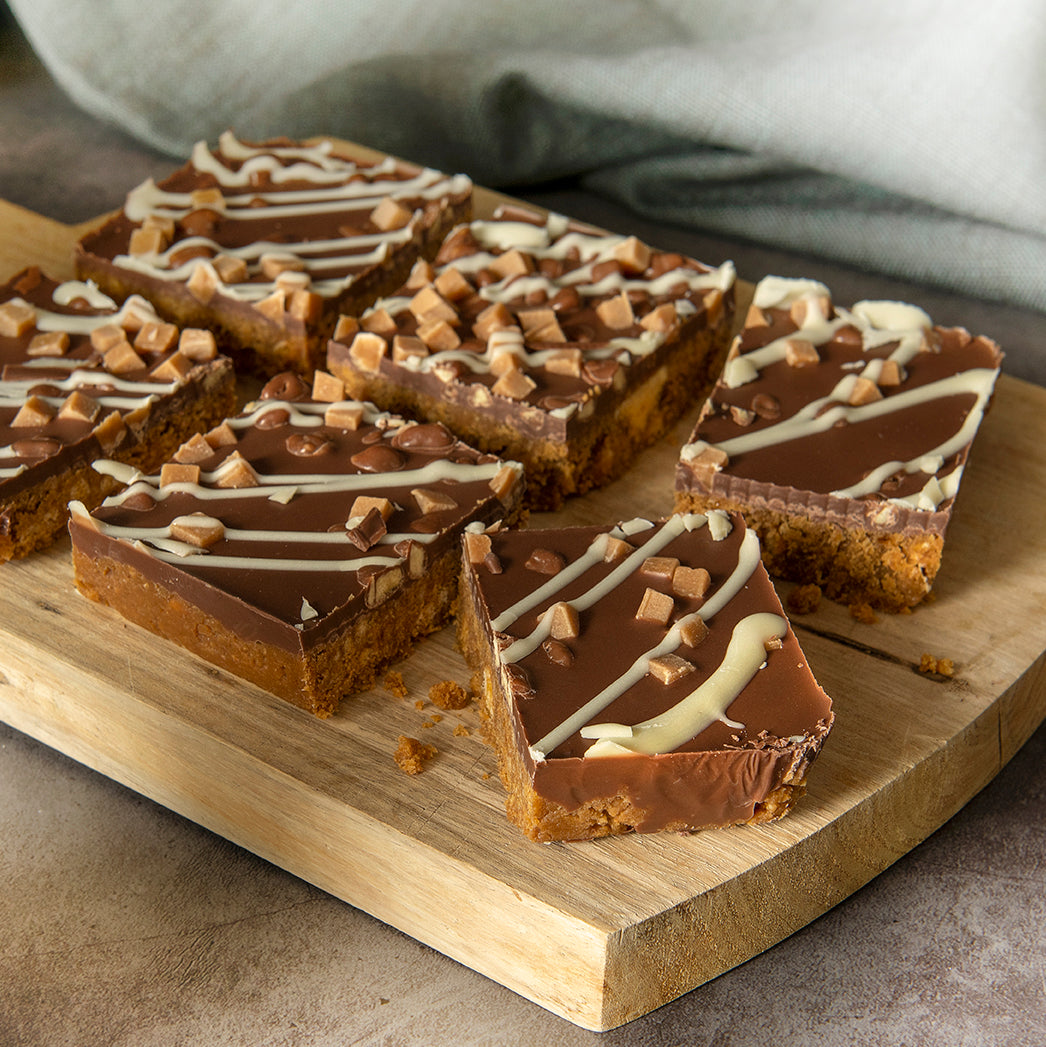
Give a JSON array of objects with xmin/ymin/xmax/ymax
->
[
  {"xmin": 327, "ymin": 204, "xmax": 736, "ymax": 509},
  {"xmin": 457, "ymin": 511, "xmax": 833, "ymax": 842},
  {"xmin": 0, "ymin": 266, "xmax": 235, "ymax": 562},
  {"xmin": 76, "ymin": 132, "xmax": 472, "ymax": 378},
  {"xmin": 70, "ymin": 371, "xmax": 524, "ymax": 717},
  {"xmin": 675, "ymin": 276, "xmax": 1003, "ymax": 611}
]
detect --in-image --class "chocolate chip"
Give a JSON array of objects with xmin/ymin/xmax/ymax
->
[
  {"xmin": 350, "ymin": 444, "xmax": 406, "ymax": 472},
  {"xmin": 583, "ymin": 359, "xmax": 619, "ymax": 386},
  {"xmin": 648, "ymin": 252, "xmax": 686, "ymax": 277},
  {"xmin": 255, "ymin": 407, "xmax": 290, "ymax": 429},
  {"xmin": 542, "ymin": 638, "xmax": 574, "ymax": 667},
  {"xmin": 751, "ymin": 393, "xmax": 782, "ymax": 420},
  {"xmin": 286, "ymin": 433, "xmax": 333, "ymax": 457},
  {"xmin": 549, "ymin": 287, "xmax": 581, "ymax": 312},
  {"xmin": 590, "ymin": 259, "xmax": 623, "ymax": 282},
  {"xmin": 11, "ymin": 436, "xmax": 62, "ymax": 459},
  {"xmin": 260, "ymin": 372, "xmax": 310, "ymax": 402},
  {"xmin": 390, "ymin": 422, "xmax": 456, "ymax": 454},
  {"xmin": 179, "ymin": 209, "xmax": 221, "ymax": 237}
]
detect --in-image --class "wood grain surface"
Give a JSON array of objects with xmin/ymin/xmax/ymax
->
[{"xmin": 1, "ymin": 195, "xmax": 1044, "ymax": 1031}]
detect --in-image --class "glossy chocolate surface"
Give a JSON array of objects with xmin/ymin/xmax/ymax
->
[
  {"xmin": 78, "ymin": 132, "xmax": 472, "ymax": 306},
  {"xmin": 677, "ymin": 279, "xmax": 1003, "ymax": 531}
]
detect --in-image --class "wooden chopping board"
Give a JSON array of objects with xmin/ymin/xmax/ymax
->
[{"xmin": 1, "ymin": 192, "xmax": 1045, "ymax": 1033}]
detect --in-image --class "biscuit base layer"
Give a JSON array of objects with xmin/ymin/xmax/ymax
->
[
  {"xmin": 674, "ymin": 491, "xmax": 943, "ymax": 612},
  {"xmin": 72, "ymin": 536, "xmax": 463, "ymax": 718}
]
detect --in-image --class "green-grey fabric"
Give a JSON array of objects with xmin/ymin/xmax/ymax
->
[{"xmin": 10, "ymin": 0, "xmax": 1045, "ymax": 311}]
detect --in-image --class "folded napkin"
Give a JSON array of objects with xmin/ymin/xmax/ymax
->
[{"xmin": 11, "ymin": 0, "xmax": 1045, "ymax": 312}]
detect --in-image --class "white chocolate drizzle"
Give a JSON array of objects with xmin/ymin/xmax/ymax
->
[
  {"xmin": 498, "ymin": 513, "xmax": 709, "ymax": 659},
  {"xmin": 370, "ymin": 213, "xmax": 735, "ymax": 378},
  {"xmin": 92, "ymin": 454, "xmax": 505, "ymax": 508},
  {"xmin": 76, "ymin": 507, "xmax": 439, "ymax": 551},
  {"xmin": 72, "ymin": 497, "xmax": 403, "ymax": 573},
  {"xmin": 82, "ymin": 399, "xmax": 515, "ymax": 587},
  {"xmin": 1, "ymin": 281, "xmax": 192, "ymax": 480},
  {"xmin": 113, "ymin": 132, "xmax": 471, "ymax": 301},
  {"xmin": 525, "ymin": 522, "xmax": 765, "ymax": 761},
  {"xmin": 582, "ymin": 612, "xmax": 787, "ymax": 758},
  {"xmin": 686, "ymin": 276, "xmax": 1001, "ymax": 511},
  {"xmin": 5, "ymin": 291, "xmax": 161, "ymax": 336}
]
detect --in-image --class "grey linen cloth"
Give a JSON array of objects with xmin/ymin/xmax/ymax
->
[{"xmin": 10, "ymin": 0, "xmax": 1045, "ymax": 312}]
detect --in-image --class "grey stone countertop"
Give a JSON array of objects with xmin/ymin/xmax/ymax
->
[{"xmin": 1, "ymin": 13, "xmax": 1044, "ymax": 1047}]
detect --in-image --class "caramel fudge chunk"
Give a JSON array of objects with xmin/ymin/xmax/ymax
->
[
  {"xmin": 70, "ymin": 371, "xmax": 524, "ymax": 717},
  {"xmin": 328, "ymin": 205, "xmax": 736, "ymax": 509},
  {"xmin": 457, "ymin": 511, "xmax": 833, "ymax": 842},
  {"xmin": 675, "ymin": 276, "xmax": 1003, "ymax": 611},
  {"xmin": 0, "ymin": 267, "xmax": 235, "ymax": 561},
  {"xmin": 76, "ymin": 132, "xmax": 472, "ymax": 378}
]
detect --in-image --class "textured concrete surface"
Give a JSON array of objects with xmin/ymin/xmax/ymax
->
[{"xmin": 1, "ymin": 10, "xmax": 1045, "ymax": 1046}]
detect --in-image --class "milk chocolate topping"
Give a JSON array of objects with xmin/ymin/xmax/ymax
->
[
  {"xmin": 77, "ymin": 132, "xmax": 472, "ymax": 306},
  {"xmin": 328, "ymin": 205, "xmax": 736, "ymax": 441}
]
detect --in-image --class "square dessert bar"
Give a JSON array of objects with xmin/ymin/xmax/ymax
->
[
  {"xmin": 70, "ymin": 370, "xmax": 525, "ymax": 717},
  {"xmin": 327, "ymin": 204, "xmax": 736, "ymax": 509},
  {"xmin": 675, "ymin": 276, "xmax": 1004, "ymax": 611},
  {"xmin": 76, "ymin": 132, "xmax": 472, "ymax": 378},
  {"xmin": 457, "ymin": 510, "xmax": 833, "ymax": 842},
  {"xmin": 0, "ymin": 266, "xmax": 236, "ymax": 562}
]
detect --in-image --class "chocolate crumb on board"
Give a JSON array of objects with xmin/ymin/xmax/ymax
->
[
  {"xmin": 394, "ymin": 735, "xmax": 438, "ymax": 775},
  {"xmin": 429, "ymin": 679, "xmax": 471, "ymax": 710}
]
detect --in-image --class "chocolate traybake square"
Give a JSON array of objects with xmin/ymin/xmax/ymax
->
[
  {"xmin": 70, "ymin": 370, "xmax": 524, "ymax": 717},
  {"xmin": 327, "ymin": 204, "xmax": 736, "ymax": 509},
  {"xmin": 76, "ymin": 132, "xmax": 472, "ymax": 378},
  {"xmin": 675, "ymin": 276, "xmax": 1003, "ymax": 611},
  {"xmin": 457, "ymin": 510, "xmax": 833, "ymax": 841},
  {"xmin": 0, "ymin": 266, "xmax": 235, "ymax": 561}
]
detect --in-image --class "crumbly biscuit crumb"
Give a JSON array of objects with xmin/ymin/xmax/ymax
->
[
  {"xmin": 919, "ymin": 653, "xmax": 955, "ymax": 677},
  {"xmin": 429, "ymin": 679, "xmax": 471, "ymax": 710},
  {"xmin": 394, "ymin": 735, "xmax": 437, "ymax": 774},
  {"xmin": 786, "ymin": 584, "xmax": 822, "ymax": 616},
  {"xmin": 383, "ymin": 670, "xmax": 408, "ymax": 699}
]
